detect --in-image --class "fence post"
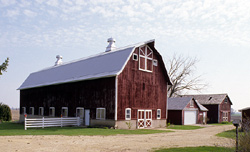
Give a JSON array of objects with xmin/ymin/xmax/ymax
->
[
  {"xmin": 24, "ymin": 114, "xmax": 27, "ymax": 130},
  {"xmin": 77, "ymin": 117, "xmax": 80, "ymax": 126},
  {"xmin": 42, "ymin": 117, "xmax": 44, "ymax": 128},
  {"xmin": 61, "ymin": 115, "xmax": 62, "ymax": 127}
]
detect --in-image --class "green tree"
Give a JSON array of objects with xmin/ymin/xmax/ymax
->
[
  {"xmin": 0, "ymin": 103, "xmax": 12, "ymax": 122},
  {"xmin": 0, "ymin": 57, "xmax": 9, "ymax": 76}
]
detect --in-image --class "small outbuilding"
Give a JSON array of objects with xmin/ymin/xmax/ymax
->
[
  {"xmin": 183, "ymin": 94, "xmax": 232, "ymax": 123},
  {"xmin": 167, "ymin": 97, "xmax": 208, "ymax": 125},
  {"xmin": 239, "ymin": 107, "xmax": 250, "ymax": 126}
]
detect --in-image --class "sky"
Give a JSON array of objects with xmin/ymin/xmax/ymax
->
[{"xmin": 0, "ymin": 0, "xmax": 250, "ymax": 111}]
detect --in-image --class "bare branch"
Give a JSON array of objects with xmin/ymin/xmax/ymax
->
[{"xmin": 167, "ymin": 54, "xmax": 207, "ymax": 97}]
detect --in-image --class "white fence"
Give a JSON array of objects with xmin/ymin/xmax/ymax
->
[{"xmin": 24, "ymin": 117, "xmax": 83, "ymax": 130}]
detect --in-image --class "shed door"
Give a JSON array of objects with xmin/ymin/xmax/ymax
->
[
  {"xmin": 184, "ymin": 110, "xmax": 197, "ymax": 125},
  {"xmin": 85, "ymin": 109, "xmax": 90, "ymax": 126}
]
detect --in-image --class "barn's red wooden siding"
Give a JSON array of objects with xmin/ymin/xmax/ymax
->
[
  {"xmin": 117, "ymin": 46, "xmax": 168, "ymax": 120},
  {"xmin": 20, "ymin": 77, "xmax": 116, "ymax": 119}
]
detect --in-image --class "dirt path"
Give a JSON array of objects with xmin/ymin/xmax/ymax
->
[{"xmin": 0, "ymin": 125, "xmax": 235, "ymax": 152}]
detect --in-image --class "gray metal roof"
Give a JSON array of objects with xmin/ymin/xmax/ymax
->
[
  {"xmin": 183, "ymin": 94, "xmax": 232, "ymax": 105},
  {"xmin": 168, "ymin": 97, "xmax": 193, "ymax": 110},
  {"xmin": 196, "ymin": 101, "xmax": 208, "ymax": 111},
  {"xmin": 168, "ymin": 97, "xmax": 208, "ymax": 111},
  {"xmin": 18, "ymin": 39, "xmax": 171, "ymax": 90}
]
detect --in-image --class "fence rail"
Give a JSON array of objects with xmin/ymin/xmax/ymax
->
[{"xmin": 24, "ymin": 117, "xmax": 83, "ymax": 130}]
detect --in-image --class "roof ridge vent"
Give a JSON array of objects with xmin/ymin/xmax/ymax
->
[
  {"xmin": 105, "ymin": 37, "xmax": 116, "ymax": 52},
  {"xmin": 55, "ymin": 55, "xmax": 63, "ymax": 66}
]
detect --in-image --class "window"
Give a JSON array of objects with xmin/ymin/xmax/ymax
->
[
  {"xmin": 125, "ymin": 108, "xmax": 131, "ymax": 120},
  {"xmin": 153, "ymin": 59, "xmax": 158, "ymax": 66},
  {"xmin": 223, "ymin": 112, "xmax": 228, "ymax": 121},
  {"xmin": 190, "ymin": 100, "xmax": 194, "ymax": 107},
  {"xmin": 96, "ymin": 108, "xmax": 106, "ymax": 120},
  {"xmin": 76, "ymin": 107, "xmax": 84, "ymax": 118},
  {"xmin": 157, "ymin": 109, "xmax": 161, "ymax": 119},
  {"xmin": 139, "ymin": 45, "xmax": 153, "ymax": 72},
  {"xmin": 29, "ymin": 107, "xmax": 34, "ymax": 115},
  {"xmin": 49, "ymin": 107, "xmax": 55, "ymax": 117},
  {"xmin": 224, "ymin": 98, "xmax": 228, "ymax": 103},
  {"xmin": 61, "ymin": 107, "xmax": 68, "ymax": 117},
  {"xmin": 39, "ymin": 107, "xmax": 44, "ymax": 116},
  {"xmin": 133, "ymin": 53, "xmax": 138, "ymax": 61},
  {"xmin": 22, "ymin": 107, "xmax": 26, "ymax": 115}
]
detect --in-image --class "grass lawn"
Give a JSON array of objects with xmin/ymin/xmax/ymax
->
[
  {"xmin": 155, "ymin": 146, "xmax": 234, "ymax": 152},
  {"xmin": 0, "ymin": 122, "xmax": 172, "ymax": 136},
  {"xmin": 216, "ymin": 129, "xmax": 238, "ymax": 139},
  {"xmin": 210, "ymin": 122, "xmax": 232, "ymax": 126},
  {"xmin": 167, "ymin": 125, "xmax": 204, "ymax": 130}
]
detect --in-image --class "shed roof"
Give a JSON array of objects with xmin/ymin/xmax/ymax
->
[
  {"xmin": 239, "ymin": 107, "xmax": 250, "ymax": 112},
  {"xmin": 168, "ymin": 97, "xmax": 192, "ymax": 110},
  {"xmin": 168, "ymin": 97, "xmax": 208, "ymax": 111},
  {"xmin": 183, "ymin": 94, "xmax": 232, "ymax": 105},
  {"xmin": 18, "ymin": 39, "xmax": 171, "ymax": 90}
]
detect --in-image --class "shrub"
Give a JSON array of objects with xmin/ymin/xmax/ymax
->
[
  {"xmin": 239, "ymin": 116, "xmax": 250, "ymax": 152},
  {"xmin": 0, "ymin": 103, "xmax": 12, "ymax": 121}
]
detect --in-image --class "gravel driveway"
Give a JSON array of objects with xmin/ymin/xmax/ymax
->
[{"xmin": 0, "ymin": 125, "xmax": 235, "ymax": 152}]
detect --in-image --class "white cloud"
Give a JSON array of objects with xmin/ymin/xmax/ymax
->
[
  {"xmin": 5, "ymin": 9, "xmax": 19, "ymax": 17},
  {"xmin": 141, "ymin": 3, "xmax": 154, "ymax": 13},
  {"xmin": 23, "ymin": 9, "xmax": 37, "ymax": 17},
  {"xmin": 46, "ymin": 0, "xmax": 58, "ymax": 7},
  {"xmin": 0, "ymin": 0, "xmax": 16, "ymax": 7},
  {"xmin": 75, "ymin": 0, "xmax": 86, "ymax": 6}
]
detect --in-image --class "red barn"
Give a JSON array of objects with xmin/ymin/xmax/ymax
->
[
  {"xmin": 167, "ymin": 97, "xmax": 208, "ymax": 125},
  {"xmin": 18, "ymin": 38, "xmax": 172, "ymax": 129},
  {"xmin": 184, "ymin": 94, "xmax": 232, "ymax": 123}
]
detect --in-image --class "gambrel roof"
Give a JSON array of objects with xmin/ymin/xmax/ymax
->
[
  {"xmin": 168, "ymin": 97, "xmax": 208, "ymax": 111},
  {"xmin": 183, "ymin": 94, "xmax": 232, "ymax": 105},
  {"xmin": 18, "ymin": 39, "xmax": 171, "ymax": 90}
]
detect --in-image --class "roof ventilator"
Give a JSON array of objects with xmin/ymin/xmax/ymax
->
[
  {"xmin": 105, "ymin": 37, "xmax": 116, "ymax": 52},
  {"xmin": 55, "ymin": 55, "xmax": 63, "ymax": 66}
]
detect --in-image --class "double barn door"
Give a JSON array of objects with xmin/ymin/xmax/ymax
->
[{"xmin": 137, "ymin": 109, "xmax": 152, "ymax": 129}]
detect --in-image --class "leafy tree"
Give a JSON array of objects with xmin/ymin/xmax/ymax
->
[
  {"xmin": 0, "ymin": 102, "xmax": 12, "ymax": 122},
  {"xmin": 167, "ymin": 54, "xmax": 207, "ymax": 97},
  {"xmin": 0, "ymin": 57, "xmax": 9, "ymax": 76}
]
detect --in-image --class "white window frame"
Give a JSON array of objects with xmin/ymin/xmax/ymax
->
[
  {"xmin": 190, "ymin": 100, "xmax": 194, "ymax": 107},
  {"xmin": 133, "ymin": 53, "xmax": 138, "ymax": 61},
  {"xmin": 96, "ymin": 108, "xmax": 106, "ymax": 120},
  {"xmin": 39, "ymin": 107, "xmax": 44, "ymax": 116},
  {"xmin": 125, "ymin": 108, "xmax": 131, "ymax": 120},
  {"xmin": 49, "ymin": 107, "xmax": 55, "ymax": 117},
  {"xmin": 61, "ymin": 107, "xmax": 68, "ymax": 117},
  {"xmin": 157, "ymin": 109, "xmax": 161, "ymax": 119},
  {"xmin": 22, "ymin": 107, "xmax": 26, "ymax": 115},
  {"xmin": 153, "ymin": 59, "xmax": 158, "ymax": 66},
  {"xmin": 139, "ymin": 45, "xmax": 153, "ymax": 72},
  {"xmin": 223, "ymin": 112, "xmax": 228, "ymax": 121},
  {"xmin": 76, "ymin": 107, "xmax": 84, "ymax": 118},
  {"xmin": 29, "ymin": 107, "xmax": 34, "ymax": 115}
]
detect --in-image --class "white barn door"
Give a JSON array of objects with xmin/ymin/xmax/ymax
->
[
  {"xmin": 137, "ymin": 109, "xmax": 152, "ymax": 129},
  {"xmin": 184, "ymin": 110, "xmax": 197, "ymax": 125}
]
